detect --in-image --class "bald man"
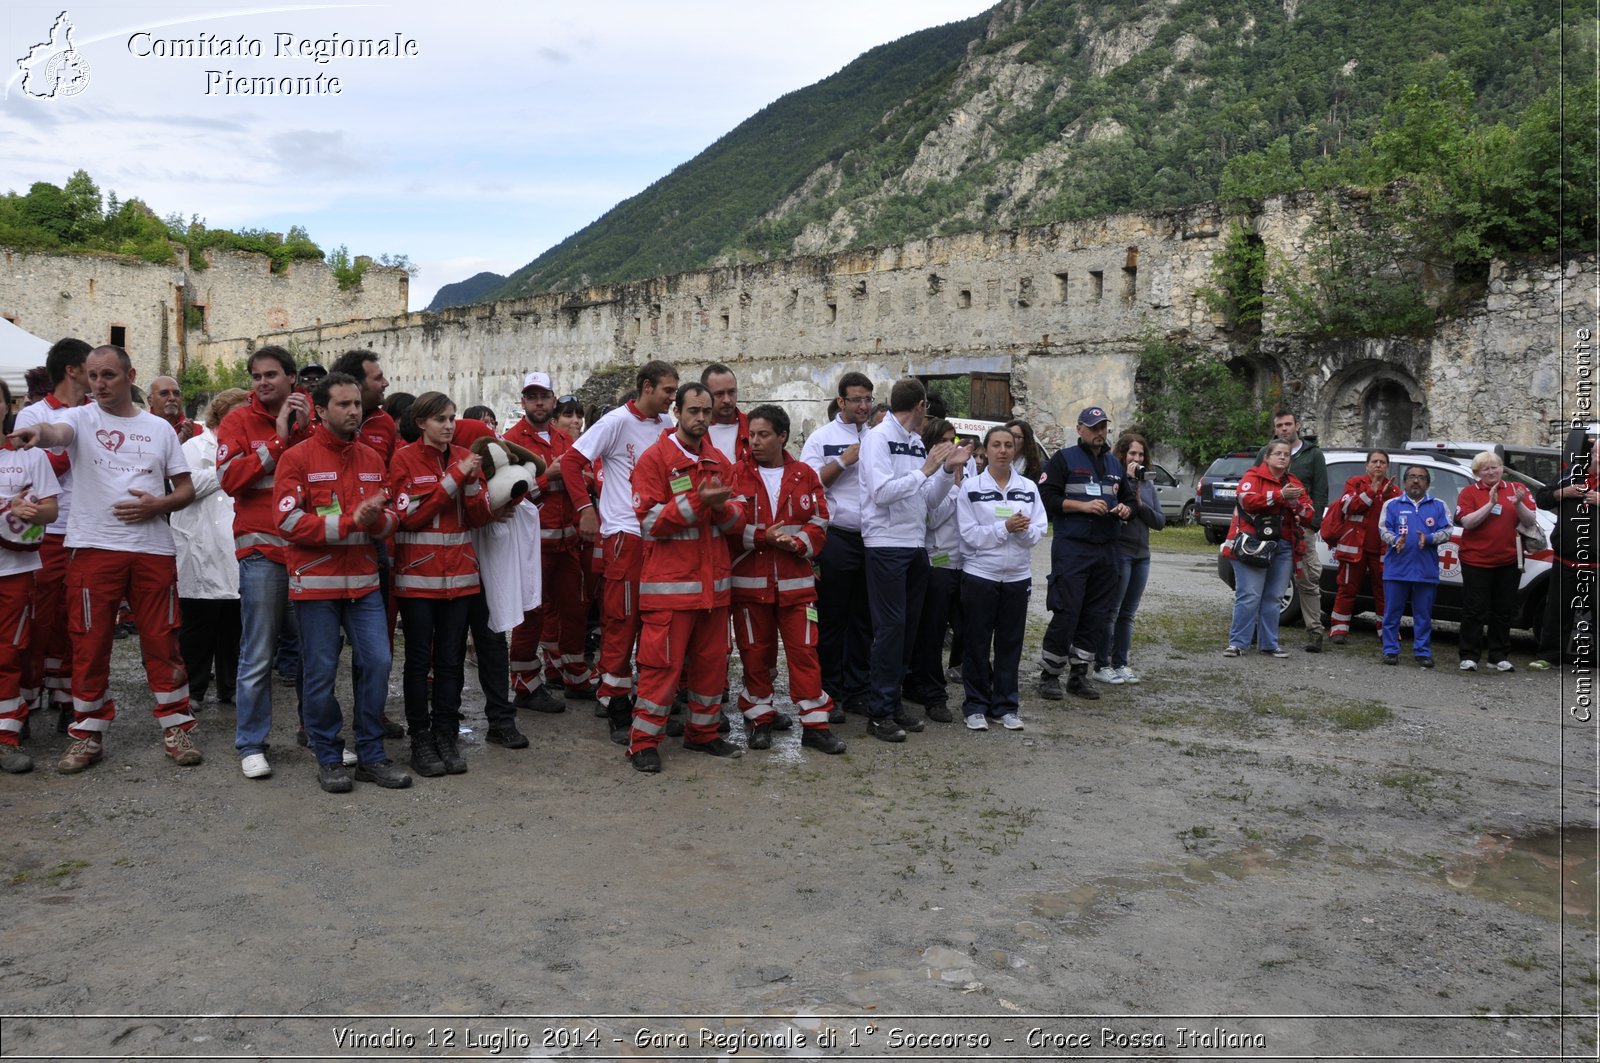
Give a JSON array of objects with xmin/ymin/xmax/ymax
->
[{"xmin": 149, "ymin": 375, "xmax": 197, "ymax": 443}]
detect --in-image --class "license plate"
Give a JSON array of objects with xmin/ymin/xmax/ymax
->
[{"xmin": 1215, "ymin": 488, "xmax": 1236, "ymax": 499}]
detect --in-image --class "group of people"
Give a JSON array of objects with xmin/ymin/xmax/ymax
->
[{"xmin": 1222, "ymin": 410, "xmax": 1572, "ymax": 670}]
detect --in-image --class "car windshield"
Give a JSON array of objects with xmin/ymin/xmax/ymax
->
[{"xmin": 1206, "ymin": 456, "xmax": 1255, "ymax": 479}]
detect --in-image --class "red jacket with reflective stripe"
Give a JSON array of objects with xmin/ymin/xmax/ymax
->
[
  {"xmin": 217, "ymin": 392, "xmax": 313, "ymax": 564},
  {"xmin": 632, "ymin": 429, "xmax": 745, "ymax": 612},
  {"xmin": 1331, "ymin": 474, "xmax": 1401, "ymax": 561},
  {"xmin": 388, "ymin": 440, "xmax": 492, "ymax": 598},
  {"xmin": 503, "ymin": 418, "xmax": 579, "ymax": 552},
  {"xmin": 274, "ymin": 424, "xmax": 399, "ymax": 600},
  {"xmin": 357, "ymin": 408, "xmax": 399, "ymax": 466},
  {"xmin": 726, "ymin": 453, "xmax": 828, "ymax": 605}
]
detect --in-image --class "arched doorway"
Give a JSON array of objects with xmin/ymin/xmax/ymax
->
[
  {"xmin": 1361, "ymin": 378, "xmax": 1415, "ymax": 449},
  {"xmin": 1319, "ymin": 359, "xmax": 1423, "ymax": 449}
]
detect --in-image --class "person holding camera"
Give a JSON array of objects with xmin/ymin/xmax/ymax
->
[
  {"xmin": 1095, "ymin": 432, "xmax": 1165, "ymax": 684},
  {"xmin": 1222, "ymin": 440, "xmax": 1313, "ymax": 658}
]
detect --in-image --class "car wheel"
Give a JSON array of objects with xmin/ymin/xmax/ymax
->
[
  {"xmin": 1180, "ymin": 500, "xmax": 1198, "ymax": 526},
  {"xmin": 1279, "ymin": 582, "xmax": 1302, "ymax": 626},
  {"xmin": 1204, "ymin": 525, "xmax": 1227, "ymax": 545}
]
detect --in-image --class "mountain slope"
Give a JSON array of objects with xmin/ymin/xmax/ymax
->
[
  {"xmin": 484, "ymin": 0, "xmax": 1580, "ymax": 301},
  {"xmin": 427, "ymin": 271, "xmax": 506, "ymax": 311}
]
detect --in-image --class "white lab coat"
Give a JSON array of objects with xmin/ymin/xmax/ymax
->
[{"xmin": 172, "ymin": 426, "xmax": 240, "ymax": 600}]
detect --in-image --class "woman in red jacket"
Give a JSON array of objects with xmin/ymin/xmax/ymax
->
[
  {"xmin": 1455, "ymin": 451, "xmax": 1539, "ymax": 672},
  {"xmin": 1328, "ymin": 450, "xmax": 1400, "ymax": 643},
  {"xmin": 389, "ymin": 392, "xmax": 492, "ymax": 777},
  {"xmin": 1222, "ymin": 440, "xmax": 1315, "ymax": 657}
]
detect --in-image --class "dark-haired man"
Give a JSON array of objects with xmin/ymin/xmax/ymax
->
[
  {"xmin": 274, "ymin": 371, "xmax": 409, "ymax": 793},
  {"xmin": 702, "ymin": 362, "xmax": 749, "ymax": 463},
  {"xmin": 800, "ymin": 372, "xmax": 875, "ymax": 719},
  {"xmin": 627, "ymin": 382, "xmax": 744, "ymax": 773},
  {"xmin": 217, "ymin": 345, "xmax": 312, "ymax": 780},
  {"xmin": 858, "ymin": 377, "xmax": 965, "ymax": 742},
  {"xmin": 328, "ymin": 349, "xmax": 396, "ymax": 464},
  {"xmin": 563, "ymin": 360, "xmax": 678, "ymax": 742},
  {"xmin": 14, "ymin": 337, "xmax": 91, "ymax": 730},
  {"xmin": 10, "ymin": 346, "xmax": 198, "ymax": 773}
]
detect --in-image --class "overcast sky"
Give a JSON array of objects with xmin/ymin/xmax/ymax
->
[{"xmin": 2, "ymin": 1, "xmax": 991, "ymax": 309}]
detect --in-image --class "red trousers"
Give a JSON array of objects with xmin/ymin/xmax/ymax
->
[
  {"xmin": 509, "ymin": 548, "xmax": 591, "ymax": 693},
  {"xmin": 1331, "ymin": 552, "xmax": 1387, "ymax": 638},
  {"xmin": 29, "ymin": 535, "xmax": 72, "ymax": 712},
  {"xmin": 0, "ymin": 572, "xmax": 36, "ymax": 746},
  {"xmin": 596, "ymin": 533, "xmax": 643, "ymax": 704},
  {"xmin": 630, "ymin": 606, "xmax": 728, "ymax": 753},
  {"xmin": 64, "ymin": 548, "xmax": 193, "ymax": 740},
  {"xmin": 732, "ymin": 600, "xmax": 832, "ymax": 729}
]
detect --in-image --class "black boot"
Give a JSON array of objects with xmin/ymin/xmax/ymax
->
[
  {"xmin": 1065, "ymin": 664, "xmax": 1101, "ymax": 700},
  {"xmin": 408, "ymin": 733, "xmax": 446, "ymax": 777},
  {"xmin": 606, "ymin": 695, "xmax": 633, "ymax": 746},
  {"xmin": 435, "ymin": 730, "xmax": 468, "ymax": 774}
]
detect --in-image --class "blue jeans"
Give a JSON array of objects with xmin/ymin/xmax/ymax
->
[
  {"xmin": 234, "ymin": 554, "xmax": 301, "ymax": 757},
  {"xmin": 1382, "ymin": 579, "xmax": 1438, "ymax": 658},
  {"xmin": 1229, "ymin": 546, "xmax": 1294, "ymax": 652},
  {"xmin": 299, "ymin": 591, "xmax": 392, "ymax": 766},
  {"xmin": 1099, "ymin": 551, "xmax": 1151, "ymax": 670}
]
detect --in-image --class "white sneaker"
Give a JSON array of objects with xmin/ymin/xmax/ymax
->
[
  {"xmin": 240, "ymin": 753, "xmax": 272, "ymax": 779},
  {"xmin": 1000, "ymin": 712, "xmax": 1024, "ymax": 730},
  {"xmin": 1494, "ymin": 660, "xmax": 1515, "ymax": 672},
  {"xmin": 965, "ymin": 715, "xmax": 988, "ymax": 731},
  {"xmin": 1115, "ymin": 666, "xmax": 1140, "ymax": 684},
  {"xmin": 341, "ymin": 748, "xmax": 359, "ymax": 766},
  {"xmin": 1093, "ymin": 666, "xmax": 1124, "ymax": 685},
  {"xmin": 1459, "ymin": 660, "xmax": 1477, "ymax": 671}
]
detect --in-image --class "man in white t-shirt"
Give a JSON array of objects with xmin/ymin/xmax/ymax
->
[
  {"xmin": 0, "ymin": 446, "xmax": 62, "ymax": 774},
  {"xmin": 701, "ymin": 362, "xmax": 748, "ymax": 464},
  {"xmin": 562, "ymin": 360, "xmax": 678, "ymax": 742},
  {"xmin": 10, "ymin": 345, "xmax": 198, "ymax": 774}
]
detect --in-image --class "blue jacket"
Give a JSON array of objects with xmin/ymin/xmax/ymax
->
[
  {"xmin": 1039, "ymin": 443, "xmax": 1132, "ymax": 544},
  {"xmin": 1378, "ymin": 493, "xmax": 1453, "ymax": 583}
]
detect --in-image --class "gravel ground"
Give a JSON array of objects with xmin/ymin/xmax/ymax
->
[{"xmin": 1, "ymin": 543, "xmax": 1594, "ymax": 1061}]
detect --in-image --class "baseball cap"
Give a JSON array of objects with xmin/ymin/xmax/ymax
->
[
  {"xmin": 300, "ymin": 362, "xmax": 326, "ymax": 378},
  {"xmin": 522, "ymin": 371, "xmax": 553, "ymax": 393},
  {"xmin": 1077, "ymin": 406, "xmax": 1109, "ymax": 427}
]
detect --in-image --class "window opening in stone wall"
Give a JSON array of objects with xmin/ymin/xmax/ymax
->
[
  {"xmin": 720, "ymin": 312, "xmax": 730, "ymax": 331},
  {"xmin": 1362, "ymin": 379, "xmax": 1416, "ymax": 449},
  {"xmin": 1088, "ymin": 271, "xmax": 1104, "ymax": 301},
  {"xmin": 958, "ymin": 289, "xmax": 972, "ymax": 309},
  {"xmin": 109, "ymin": 325, "xmax": 126, "ymax": 348},
  {"xmin": 88, "ymin": 278, "xmax": 95, "ymax": 297},
  {"xmin": 1122, "ymin": 247, "xmax": 1139, "ymax": 301},
  {"xmin": 825, "ymin": 301, "xmax": 837, "ymax": 324},
  {"xmin": 1016, "ymin": 277, "xmax": 1033, "ymax": 308},
  {"xmin": 1054, "ymin": 272, "xmax": 1069, "ymax": 302}
]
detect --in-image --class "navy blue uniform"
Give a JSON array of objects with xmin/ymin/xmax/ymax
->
[{"xmin": 1038, "ymin": 443, "xmax": 1133, "ymax": 680}]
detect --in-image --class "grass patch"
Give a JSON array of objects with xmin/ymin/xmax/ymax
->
[
  {"xmin": 46, "ymin": 860, "xmax": 89, "ymax": 880},
  {"xmin": 1138, "ymin": 610, "xmax": 1227, "ymax": 655},
  {"xmin": 1152, "ymin": 524, "xmax": 1222, "ymax": 556}
]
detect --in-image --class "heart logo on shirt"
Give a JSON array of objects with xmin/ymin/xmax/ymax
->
[{"xmin": 95, "ymin": 429, "xmax": 125, "ymax": 452}]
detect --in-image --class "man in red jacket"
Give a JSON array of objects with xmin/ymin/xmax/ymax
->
[
  {"xmin": 275, "ymin": 371, "xmax": 410, "ymax": 794},
  {"xmin": 627, "ymin": 383, "xmax": 745, "ymax": 773},
  {"xmin": 728, "ymin": 405, "xmax": 845, "ymax": 755},
  {"xmin": 217, "ymin": 346, "xmax": 313, "ymax": 780},
  {"xmin": 503, "ymin": 371, "xmax": 593, "ymax": 711}
]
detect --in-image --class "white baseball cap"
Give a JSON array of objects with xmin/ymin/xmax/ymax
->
[{"xmin": 521, "ymin": 372, "xmax": 553, "ymax": 393}]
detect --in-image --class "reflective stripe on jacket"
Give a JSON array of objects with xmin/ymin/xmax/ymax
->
[
  {"xmin": 632, "ymin": 429, "xmax": 745, "ymax": 612},
  {"xmin": 727, "ymin": 453, "xmax": 828, "ymax": 605},
  {"xmin": 389, "ymin": 440, "xmax": 492, "ymax": 598},
  {"xmin": 217, "ymin": 391, "xmax": 312, "ymax": 564},
  {"xmin": 274, "ymin": 424, "xmax": 399, "ymax": 600}
]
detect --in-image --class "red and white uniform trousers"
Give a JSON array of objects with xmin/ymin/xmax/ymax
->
[
  {"xmin": 510, "ymin": 541, "xmax": 591, "ymax": 695},
  {"xmin": 630, "ymin": 605, "xmax": 729, "ymax": 752},
  {"xmin": 1331, "ymin": 551, "xmax": 1386, "ymax": 639},
  {"xmin": 64, "ymin": 548, "xmax": 193, "ymax": 740},
  {"xmin": 732, "ymin": 599, "xmax": 832, "ymax": 730},
  {"xmin": 594, "ymin": 532, "xmax": 645, "ymax": 705},
  {"xmin": 29, "ymin": 534, "xmax": 72, "ymax": 715},
  {"xmin": 0, "ymin": 572, "xmax": 39, "ymax": 746}
]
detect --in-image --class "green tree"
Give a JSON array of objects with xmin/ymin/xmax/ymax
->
[{"xmin": 1135, "ymin": 338, "xmax": 1272, "ymax": 472}]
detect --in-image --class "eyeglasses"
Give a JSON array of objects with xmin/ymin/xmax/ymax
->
[{"xmin": 840, "ymin": 396, "xmax": 873, "ymax": 406}]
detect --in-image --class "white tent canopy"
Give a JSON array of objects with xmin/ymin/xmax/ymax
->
[{"xmin": 0, "ymin": 318, "xmax": 48, "ymax": 395}]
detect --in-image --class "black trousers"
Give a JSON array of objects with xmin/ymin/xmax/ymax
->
[
  {"xmin": 962, "ymin": 573, "xmax": 1030, "ymax": 718},
  {"xmin": 467, "ymin": 591, "xmax": 516, "ymax": 730},
  {"xmin": 816, "ymin": 527, "xmax": 871, "ymax": 703},
  {"xmin": 1040, "ymin": 537, "xmax": 1120, "ymax": 675},
  {"xmin": 908, "ymin": 564, "xmax": 961, "ymax": 706},
  {"xmin": 1459, "ymin": 561, "xmax": 1519, "ymax": 665},
  {"xmin": 866, "ymin": 546, "xmax": 929, "ymax": 718},
  {"xmin": 179, "ymin": 597, "xmax": 240, "ymax": 702}
]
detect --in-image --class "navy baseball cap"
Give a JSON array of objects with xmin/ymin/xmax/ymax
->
[{"xmin": 1077, "ymin": 406, "xmax": 1109, "ymax": 427}]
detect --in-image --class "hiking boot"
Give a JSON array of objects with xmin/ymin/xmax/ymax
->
[
  {"xmin": 800, "ymin": 727, "xmax": 847, "ymax": 754},
  {"xmin": 564, "ymin": 682, "xmax": 598, "ymax": 702},
  {"xmin": 1382, "ymin": 654, "xmax": 1399, "ymax": 665},
  {"xmin": 1037, "ymin": 674, "xmax": 1064, "ymax": 700},
  {"xmin": 435, "ymin": 731, "xmax": 468, "ymax": 774},
  {"xmin": 1066, "ymin": 671, "xmax": 1101, "ymax": 701},
  {"xmin": 866, "ymin": 716, "xmax": 906, "ymax": 743},
  {"xmin": 318, "ymin": 762, "xmax": 353, "ymax": 793},
  {"xmin": 0, "ymin": 745, "xmax": 34, "ymax": 773},
  {"xmin": 163, "ymin": 726, "xmax": 203, "ymax": 766},
  {"xmin": 1305, "ymin": 632, "xmax": 1324, "ymax": 653},
  {"xmin": 683, "ymin": 736, "xmax": 743, "ymax": 758},
  {"xmin": 485, "ymin": 725, "xmax": 529, "ymax": 749},
  {"xmin": 1417, "ymin": 656, "xmax": 1435, "ymax": 669},
  {"xmin": 892, "ymin": 709, "xmax": 925, "ymax": 733},
  {"xmin": 606, "ymin": 696, "xmax": 633, "ymax": 745},
  {"xmin": 379, "ymin": 713, "xmax": 405, "ymax": 739},
  {"xmin": 354, "ymin": 759, "xmax": 412, "ymax": 789},
  {"xmin": 924, "ymin": 700, "xmax": 953, "ymax": 724},
  {"xmin": 515, "ymin": 685, "xmax": 565, "ymax": 714},
  {"xmin": 57, "ymin": 736, "xmax": 103, "ymax": 773},
  {"xmin": 770, "ymin": 713, "xmax": 793, "ymax": 731},
  {"xmin": 748, "ymin": 721, "xmax": 773, "ymax": 750},
  {"xmin": 631, "ymin": 746, "xmax": 662, "ymax": 774},
  {"xmin": 408, "ymin": 733, "xmax": 446, "ymax": 777}
]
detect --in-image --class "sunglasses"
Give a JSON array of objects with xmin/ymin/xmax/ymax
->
[{"xmin": 559, "ymin": 395, "xmax": 578, "ymax": 404}]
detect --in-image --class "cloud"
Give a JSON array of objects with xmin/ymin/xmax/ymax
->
[{"xmin": 266, "ymin": 129, "xmax": 367, "ymax": 176}]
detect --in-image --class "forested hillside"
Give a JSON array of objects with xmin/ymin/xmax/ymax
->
[{"xmin": 484, "ymin": 0, "xmax": 1591, "ymax": 302}]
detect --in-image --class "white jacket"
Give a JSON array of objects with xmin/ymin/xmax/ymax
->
[
  {"xmin": 799, "ymin": 414, "xmax": 868, "ymax": 532},
  {"xmin": 172, "ymin": 427, "xmax": 240, "ymax": 600},
  {"xmin": 957, "ymin": 468, "xmax": 1047, "ymax": 582},
  {"xmin": 858, "ymin": 414, "xmax": 955, "ymax": 549}
]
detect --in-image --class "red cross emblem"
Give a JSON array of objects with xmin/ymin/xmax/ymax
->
[{"xmin": 1439, "ymin": 546, "xmax": 1459, "ymax": 574}]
